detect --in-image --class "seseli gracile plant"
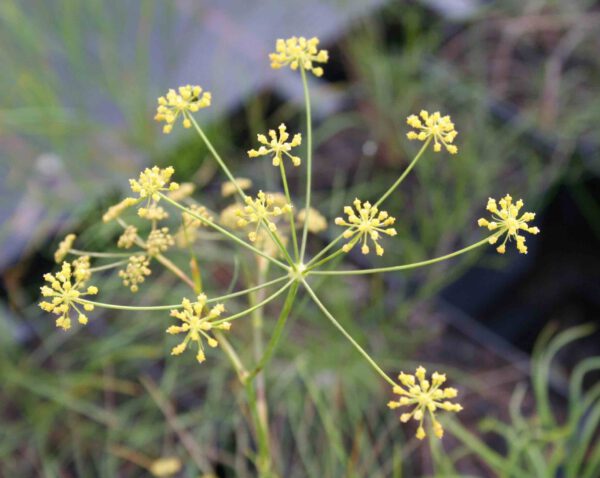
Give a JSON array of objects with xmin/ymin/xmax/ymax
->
[{"xmin": 40, "ymin": 36, "xmax": 540, "ymax": 476}]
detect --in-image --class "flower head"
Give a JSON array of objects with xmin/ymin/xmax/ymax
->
[
  {"xmin": 103, "ymin": 197, "xmax": 138, "ymax": 223},
  {"xmin": 118, "ymin": 226, "xmax": 138, "ymax": 249},
  {"xmin": 221, "ymin": 177, "xmax": 253, "ymax": 198},
  {"xmin": 54, "ymin": 234, "xmax": 76, "ymax": 263},
  {"xmin": 39, "ymin": 260, "xmax": 99, "ymax": 330},
  {"xmin": 176, "ymin": 204, "xmax": 213, "ymax": 247},
  {"xmin": 297, "ymin": 207, "xmax": 328, "ymax": 233},
  {"xmin": 478, "ymin": 194, "xmax": 539, "ymax": 254},
  {"xmin": 119, "ymin": 255, "xmax": 151, "ymax": 292},
  {"xmin": 248, "ymin": 124, "xmax": 302, "ymax": 167},
  {"xmin": 388, "ymin": 366, "xmax": 463, "ymax": 440},
  {"xmin": 146, "ymin": 227, "xmax": 174, "ymax": 257},
  {"xmin": 335, "ymin": 199, "xmax": 397, "ymax": 256},
  {"xmin": 236, "ymin": 191, "xmax": 292, "ymax": 242},
  {"xmin": 129, "ymin": 166, "xmax": 179, "ymax": 202},
  {"xmin": 155, "ymin": 85, "xmax": 211, "ymax": 134},
  {"xmin": 407, "ymin": 111, "xmax": 458, "ymax": 154},
  {"xmin": 167, "ymin": 294, "xmax": 230, "ymax": 363},
  {"xmin": 269, "ymin": 37, "xmax": 329, "ymax": 77}
]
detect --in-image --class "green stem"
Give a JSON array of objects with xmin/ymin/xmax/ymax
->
[
  {"xmin": 155, "ymin": 253, "xmax": 195, "ymax": 289},
  {"xmin": 160, "ymin": 194, "xmax": 289, "ymax": 271},
  {"xmin": 79, "ymin": 275, "xmax": 290, "ymax": 311},
  {"xmin": 248, "ymin": 282, "xmax": 299, "ymax": 381},
  {"xmin": 215, "ymin": 331, "xmax": 248, "ymax": 383},
  {"xmin": 305, "ymin": 248, "xmax": 346, "ymax": 272},
  {"xmin": 69, "ymin": 249, "xmax": 132, "ymax": 258},
  {"xmin": 299, "ymin": 67, "xmax": 313, "ymax": 263},
  {"xmin": 188, "ymin": 115, "xmax": 246, "ymax": 200},
  {"xmin": 279, "ymin": 162, "xmax": 299, "ymax": 261},
  {"xmin": 187, "ymin": 115, "xmax": 292, "ymax": 265},
  {"xmin": 301, "ymin": 279, "xmax": 396, "ymax": 388},
  {"xmin": 305, "ymin": 231, "xmax": 346, "ymax": 268},
  {"xmin": 308, "ymin": 235, "xmax": 496, "ymax": 276},
  {"xmin": 88, "ymin": 260, "xmax": 128, "ymax": 272},
  {"xmin": 213, "ymin": 280, "xmax": 294, "ymax": 326},
  {"xmin": 374, "ymin": 137, "xmax": 431, "ymax": 208}
]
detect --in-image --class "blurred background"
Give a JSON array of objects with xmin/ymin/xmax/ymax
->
[{"xmin": 1, "ymin": 0, "xmax": 599, "ymax": 476}]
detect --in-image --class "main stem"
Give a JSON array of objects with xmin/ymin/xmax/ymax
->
[
  {"xmin": 299, "ymin": 67, "xmax": 313, "ymax": 263},
  {"xmin": 301, "ymin": 279, "xmax": 397, "ymax": 388}
]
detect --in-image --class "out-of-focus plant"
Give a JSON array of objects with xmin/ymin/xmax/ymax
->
[
  {"xmin": 439, "ymin": 325, "xmax": 600, "ymax": 478},
  {"xmin": 38, "ymin": 36, "xmax": 541, "ymax": 477}
]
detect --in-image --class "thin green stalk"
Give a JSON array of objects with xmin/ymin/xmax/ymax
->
[
  {"xmin": 279, "ymin": 161, "xmax": 299, "ymax": 261},
  {"xmin": 88, "ymin": 259, "xmax": 128, "ymax": 273},
  {"xmin": 374, "ymin": 137, "xmax": 431, "ymax": 208},
  {"xmin": 160, "ymin": 194, "xmax": 289, "ymax": 270},
  {"xmin": 308, "ymin": 235, "xmax": 496, "ymax": 276},
  {"xmin": 305, "ymin": 231, "xmax": 346, "ymax": 268},
  {"xmin": 248, "ymin": 282, "xmax": 299, "ymax": 381},
  {"xmin": 182, "ymin": 219, "xmax": 203, "ymax": 293},
  {"xmin": 188, "ymin": 115, "xmax": 246, "ymax": 200},
  {"xmin": 79, "ymin": 275, "xmax": 289, "ymax": 311},
  {"xmin": 155, "ymin": 253, "xmax": 195, "ymax": 289},
  {"xmin": 213, "ymin": 280, "xmax": 294, "ymax": 326},
  {"xmin": 301, "ymin": 279, "xmax": 396, "ymax": 388},
  {"xmin": 187, "ymin": 115, "xmax": 293, "ymax": 265},
  {"xmin": 69, "ymin": 249, "xmax": 132, "ymax": 258},
  {"xmin": 299, "ymin": 67, "xmax": 313, "ymax": 263},
  {"xmin": 215, "ymin": 332, "xmax": 248, "ymax": 383}
]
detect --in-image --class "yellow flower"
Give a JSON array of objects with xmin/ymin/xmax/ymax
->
[
  {"xmin": 406, "ymin": 110, "xmax": 458, "ymax": 154},
  {"xmin": 155, "ymin": 85, "xmax": 211, "ymax": 134},
  {"xmin": 269, "ymin": 36, "xmax": 329, "ymax": 77},
  {"xmin": 103, "ymin": 197, "xmax": 138, "ymax": 223},
  {"xmin": 176, "ymin": 204, "xmax": 213, "ymax": 247},
  {"xmin": 236, "ymin": 191, "xmax": 292, "ymax": 242},
  {"xmin": 247, "ymin": 124, "xmax": 302, "ymax": 167},
  {"xmin": 39, "ymin": 260, "xmax": 99, "ymax": 330},
  {"xmin": 478, "ymin": 194, "xmax": 540, "ymax": 254},
  {"xmin": 54, "ymin": 234, "xmax": 76, "ymax": 263},
  {"xmin": 129, "ymin": 166, "xmax": 179, "ymax": 202},
  {"xmin": 138, "ymin": 205, "xmax": 169, "ymax": 221},
  {"xmin": 388, "ymin": 366, "xmax": 463, "ymax": 440},
  {"xmin": 146, "ymin": 227, "xmax": 174, "ymax": 257},
  {"xmin": 119, "ymin": 255, "xmax": 151, "ymax": 292},
  {"xmin": 296, "ymin": 207, "xmax": 327, "ymax": 233},
  {"xmin": 335, "ymin": 199, "xmax": 397, "ymax": 256},
  {"xmin": 167, "ymin": 294, "xmax": 230, "ymax": 363},
  {"xmin": 221, "ymin": 177, "xmax": 253, "ymax": 198},
  {"xmin": 117, "ymin": 226, "xmax": 138, "ymax": 249}
]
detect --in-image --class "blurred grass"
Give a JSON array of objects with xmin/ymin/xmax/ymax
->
[{"xmin": 1, "ymin": 0, "xmax": 599, "ymax": 476}]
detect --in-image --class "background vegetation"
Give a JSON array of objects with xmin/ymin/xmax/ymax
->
[{"xmin": 1, "ymin": 0, "xmax": 598, "ymax": 476}]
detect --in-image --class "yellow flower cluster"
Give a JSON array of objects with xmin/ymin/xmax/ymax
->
[
  {"xmin": 117, "ymin": 226, "xmax": 138, "ymax": 249},
  {"xmin": 297, "ymin": 207, "xmax": 328, "ymax": 233},
  {"xmin": 145, "ymin": 227, "xmax": 174, "ymax": 257},
  {"xmin": 247, "ymin": 124, "xmax": 302, "ymax": 167},
  {"xmin": 237, "ymin": 191, "xmax": 293, "ymax": 242},
  {"xmin": 103, "ymin": 197, "xmax": 138, "ymax": 223},
  {"xmin": 407, "ymin": 111, "xmax": 458, "ymax": 154},
  {"xmin": 269, "ymin": 36, "xmax": 329, "ymax": 77},
  {"xmin": 155, "ymin": 85, "xmax": 211, "ymax": 134},
  {"xmin": 54, "ymin": 234, "xmax": 76, "ymax": 263},
  {"xmin": 335, "ymin": 199, "xmax": 397, "ymax": 256},
  {"xmin": 119, "ymin": 255, "xmax": 151, "ymax": 292},
  {"xmin": 478, "ymin": 194, "xmax": 539, "ymax": 254},
  {"xmin": 167, "ymin": 294, "xmax": 230, "ymax": 363},
  {"xmin": 388, "ymin": 366, "xmax": 462, "ymax": 440},
  {"xmin": 39, "ymin": 260, "xmax": 98, "ymax": 330},
  {"xmin": 221, "ymin": 177, "xmax": 252, "ymax": 198},
  {"xmin": 129, "ymin": 166, "xmax": 179, "ymax": 202}
]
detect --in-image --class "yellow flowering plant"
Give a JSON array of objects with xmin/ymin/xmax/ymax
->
[{"xmin": 40, "ymin": 35, "xmax": 540, "ymax": 475}]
